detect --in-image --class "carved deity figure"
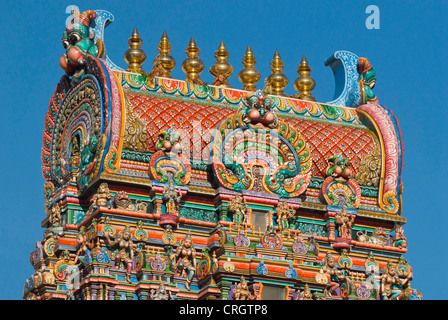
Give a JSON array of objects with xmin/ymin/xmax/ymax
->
[
  {"xmin": 393, "ymin": 225, "xmax": 407, "ymax": 248},
  {"xmin": 74, "ymin": 226, "xmax": 94, "ymax": 264},
  {"xmin": 228, "ymin": 195, "xmax": 248, "ymax": 228},
  {"xmin": 88, "ymin": 183, "xmax": 112, "ymax": 214},
  {"xmin": 150, "ymin": 282, "xmax": 174, "ymax": 300},
  {"xmin": 233, "ymin": 276, "xmax": 257, "ymax": 300},
  {"xmin": 170, "ymin": 232, "xmax": 196, "ymax": 290},
  {"xmin": 48, "ymin": 203, "xmax": 62, "ymax": 227},
  {"xmin": 299, "ymin": 284, "xmax": 313, "ymax": 300},
  {"xmin": 322, "ymin": 253, "xmax": 344, "ymax": 297},
  {"xmin": 69, "ymin": 136, "xmax": 80, "ymax": 168},
  {"xmin": 163, "ymin": 180, "xmax": 182, "ymax": 215},
  {"xmin": 275, "ymin": 201, "xmax": 295, "ymax": 232},
  {"xmin": 380, "ymin": 262, "xmax": 413, "ymax": 300},
  {"xmin": 104, "ymin": 225, "xmax": 134, "ymax": 282},
  {"xmin": 78, "ymin": 135, "xmax": 98, "ymax": 190},
  {"xmin": 334, "ymin": 207, "xmax": 355, "ymax": 239}
]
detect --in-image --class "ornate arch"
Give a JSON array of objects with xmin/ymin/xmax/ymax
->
[
  {"xmin": 211, "ymin": 91, "xmax": 312, "ymax": 197},
  {"xmin": 49, "ymin": 56, "xmax": 124, "ymax": 192}
]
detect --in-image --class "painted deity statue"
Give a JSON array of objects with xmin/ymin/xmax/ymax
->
[
  {"xmin": 69, "ymin": 136, "xmax": 80, "ymax": 168},
  {"xmin": 104, "ymin": 225, "xmax": 134, "ymax": 283},
  {"xmin": 233, "ymin": 276, "xmax": 257, "ymax": 300},
  {"xmin": 59, "ymin": 9, "xmax": 101, "ymax": 85},
  {"xmin": 275, "ymin": 201, "xmax": 295, "ymax": 232},
  {"xmin": 228, "ymin": 195, "xmax": 248, "ymax": 228},
  {"xmin": 89, "ymin": 183, "xmax": 113, "ymax": 212},
  {"xmin": 48, "ymin": 203, "xmax": 62, "ymax": 227},
  {"xmin": 73, "ymin": 226, "xmax": 94, "ymax": 264},
  {"xmin": 170, "ymin": 232, "xmax": 196, "ymax": 290},
  {"xmin": 299, "ymin": 284, "xmax": 313, "ymax": 300},
  {"xmin": 380, "ymin": 261, "xmax": 413, "ymax": 300},
  {"xmin": 150, "ymin": 282, "xmax": 174, "ymax": 300},
  {"xmin": 77, "ymin": 135, "xmax": 99, "ymax": 191},
  {"xmin": 163, "ymin": 180, "xmax": 182, "ymax": 215},
  {"xmin": 393, "ymin": 225, "xmax": 407, "ymax": 249},
  {"xmin": 322, "ymin": 253, "xmax": 344, "ymax": 297},
  {"xmin": 335, "ymin": 207, "xmax": 355, "ymax": 239},
  {"xmin": 357, "ymin": 57, "xmax": 378, "ymax": 105}
]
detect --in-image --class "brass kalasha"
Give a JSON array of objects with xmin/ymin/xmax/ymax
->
[
  {"xmin": 263, "ymin": 50, "xmax": 288, "ymax": 96},
  {"xmin": 238, "ymin": 45, "xmax": 261, "ymax": 92},
  {"xmin": 181, "ymin": 37, "xmax": 206, "ymax": 85},
  {"xmin": 149, "ymin": 31, "xmax": 176, "ymax": 78},
  {"xmin": 293, "ymin": 55, "xmax": 316, "ymax": 101},
  {"xmin": 124, "ymin": 27, "xmax": 146, "ymax": 74},
  {"xmin": 209, "ymin": 41, "xmax": 233, "ymax": 88}
]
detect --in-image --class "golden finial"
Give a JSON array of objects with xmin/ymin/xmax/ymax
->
[
  {"xmin": 238, "ymin": 45, "xmax": 261, "ymax": 92},
  {"xmin": 293, "ymin": 55, "xmax": 316, "ymax": 101},
  {"xmin": 149, "ymin": 31, "xmax": 176, "ymax": 78},
  {"xmin": 124, "ymin": 27, "xmax": 146, "ymax": 74},
  {"xmin": 209, "ymin": 41, "xmax": 233, "ymax": 88},
  {"xmin": 264, "ymin": 50, "xmax": 288, "ymax": 96},
  {"xmin": 181, "ymin": 37, "xmax": 206, "ymax": 85}
]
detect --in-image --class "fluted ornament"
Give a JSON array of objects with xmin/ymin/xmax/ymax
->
[
  {"xmin": 264, "ymin": 50, "xmax": 288, "ymax": 96},
  {"xmin": 124, "ymin": 27, "xmax": 146, "ymax": 74},
  {"xmin": 181, "ymin": 37, "xmax": 206, "ymax": 85},
  {"xmin": 209, "ymin": 41, "xmax": 233, "ymax": 88},
  {"xmin": 150, "ymin": 31, "xmax": 176, "ymax": 78},
  {"xmin": 238, "ymin": 45, "xmax": 261, "ymax": 92},
  {"xmin": 293, "ymin": 55, "xmax": 316, "ymax": 101}
]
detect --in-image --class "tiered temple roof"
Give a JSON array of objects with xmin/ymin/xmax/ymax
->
[{"xmin": 23, "ymin": 9, "xmax": 421, "ymax": 300}]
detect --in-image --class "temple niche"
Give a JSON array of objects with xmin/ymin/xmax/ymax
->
[{"xmin": 24, "ymin": 8, "xmax": 421, "ymax": 301}]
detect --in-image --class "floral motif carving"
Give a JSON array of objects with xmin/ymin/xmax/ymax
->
[{"xmin": 122, "ymin": 96, "xmax": 149, "ymax": 152}]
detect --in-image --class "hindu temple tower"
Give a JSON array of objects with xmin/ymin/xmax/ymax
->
[{"xmin": 23, "ymin": 9, "xmax": 422, "ymax": 300}]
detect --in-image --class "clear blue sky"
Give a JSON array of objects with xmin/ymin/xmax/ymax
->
[{"xmin": 0, "ymin": 0, "xmax": 446, "ymax": 299}]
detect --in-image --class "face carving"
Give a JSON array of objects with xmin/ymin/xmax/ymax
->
[
  {"xmin": 243, "ymin": 93, "xmax": 277, "ymax": 129},
  {"xmin": 59, "ymin": 10, "xmax": 100, "ymax": 76}
]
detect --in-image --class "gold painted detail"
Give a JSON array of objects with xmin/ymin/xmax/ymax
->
[
  {"xmin": 355, "ymin": 133, "xmax": 381, "ymax": 187},
  {"xmin": 122, "ymin": 95, "xmax": 149, "ymax": 152}
]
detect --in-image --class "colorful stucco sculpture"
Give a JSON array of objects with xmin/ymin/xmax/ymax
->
[{"xmin": 25, "ymin": 8, "xmax": 420, "ymax": 301}]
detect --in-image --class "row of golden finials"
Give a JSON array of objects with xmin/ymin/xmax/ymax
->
[{"xmin": 124, "ymin": 28, "xmax": 316, "ymax": 101}]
